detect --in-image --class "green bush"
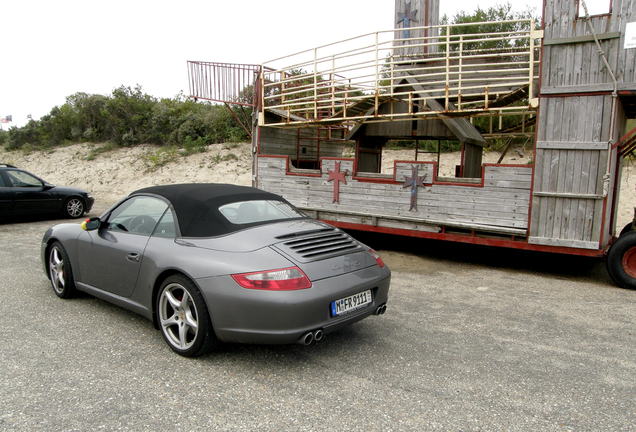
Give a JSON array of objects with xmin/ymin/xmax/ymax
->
[
  {"xmin": 4, "ymin": 85, "xmax": 251, "ymax": 151},
  {"xmin": 0, "ymin": 129, "xmax": 8, "ymax": 148},
  {"xmin": 181, "ymin": 136, "xmax": 208, "ymax": 156}
]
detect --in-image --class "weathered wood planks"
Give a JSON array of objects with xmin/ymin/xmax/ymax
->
[
  {"xmin": 531, "ymin": 1, "xmax": 634, "ymax": 249},
  {"xmin": 541, "ymin": 0, "xmax": 636, "ymax": 93},
  {"xmin": 258, "ymin": 156, "xmax": 532, "ymax": 234}
]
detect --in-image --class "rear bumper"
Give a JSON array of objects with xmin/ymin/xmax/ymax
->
[{"xmin": 196, "ymin": 265, "xmax": 390, "ymax": 344}]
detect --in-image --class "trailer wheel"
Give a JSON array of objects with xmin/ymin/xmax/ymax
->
[
  {"xmin": 619, "ymin": 222, "xmax": 634, "ymax": 237},
  {"xmin": 607, "ymin": 231, "xmax": 636, "ymax": 289}
]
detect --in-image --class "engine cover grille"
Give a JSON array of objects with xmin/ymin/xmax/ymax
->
[{"xmin": 275, "ymin": 229, "xmax": 363, "ymax": 262}]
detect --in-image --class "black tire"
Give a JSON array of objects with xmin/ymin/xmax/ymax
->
[
  {"xmin": 47, "ymin": 241, "xmax": 77, "ymax": 298},
  {"xmin": 156, "ymin": 275, "xmax": 217, "ymax": 357},
  {"xmin": 606, "ymin": 231, "xmax": 636, "ymax": 289},
  {"xmin": 63, "ymin": 197, "xmax": 85, "ymax": 218},
  {"xmin": 619, "ymin": 222, "xmax": 634, "ymax": 237}
]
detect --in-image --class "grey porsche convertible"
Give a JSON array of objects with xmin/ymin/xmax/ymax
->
[{"xmin": 41, "ymin": 184, "xmax": 390, "ymax": 357}]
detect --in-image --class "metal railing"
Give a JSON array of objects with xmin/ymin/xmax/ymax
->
[
  {"xmin": 187, "ymin": 61, "xmax": 262, "ymax": 107},
  {"xmin": 260, "ymin": 20, "xmax": 543, "ymax": 127}
]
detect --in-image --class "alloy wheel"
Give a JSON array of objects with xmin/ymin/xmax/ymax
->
[
  {"xmin": 49, "ymin": 247, "xmax": 66, "ymax": 294},
  {"xmin": 159, "ymin": 283, "xmax": 199, "ymax": 350},
  {"xmin": 66, "ymin": 198, "xmax": 84, "ymax": 218}
]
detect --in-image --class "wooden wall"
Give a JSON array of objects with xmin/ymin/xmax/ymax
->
[
  {"xmin": 529, "ymin": 96, "xmax": 613, "ymax": 248},
  {"xmin": 259, "ymin": 126, "xmax": 346, "ymax": 161},
  {"xmin": 362, "ymin": 100, "xmax": 457, "ymax": 139},
  {"xmin": 257, "ymin": 156, "xmax": 532, "ymax": 235},
  {"xmin": 530, "ymin": 0, "xmax": 634, "ymax": 249},
  {"xmin": 541, "ymin": 0, "xmax": 636, "ymax": 94}
]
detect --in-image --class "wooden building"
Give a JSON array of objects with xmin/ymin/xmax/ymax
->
[{"xmin": 188, "ymin": 0, "xmax": 636, "ymax": 288}]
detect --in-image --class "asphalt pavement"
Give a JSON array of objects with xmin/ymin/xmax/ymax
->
[{"xmin": 0, "ymin": 211, "xmax": 634, "ymax": 431}]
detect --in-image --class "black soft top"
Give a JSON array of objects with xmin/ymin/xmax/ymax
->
[{"xmin": 132, "ymin": 183, "xmax": 292, "ymax": 237}]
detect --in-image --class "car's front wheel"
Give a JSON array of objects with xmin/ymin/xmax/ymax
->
[
  {"xmin": 64, "ymin": 197, "xmax": 85, "ymax": 218},
  {"xmin": 48, "ymin": 242, "xmax": 76, "ymax": 298},
  {"xmin": 157, "ymin": 275, "xmax": 217, "ymax": 357}
]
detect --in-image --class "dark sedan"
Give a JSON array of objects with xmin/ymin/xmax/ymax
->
[
  {"xmin": 41, "ymin": 183, "xmax": 390, "ymax": 357},
  {"xmin": 0, "ymin": 164, "xmax": 94, "ymax": 219}
]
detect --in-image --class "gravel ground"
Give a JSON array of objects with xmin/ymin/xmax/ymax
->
[{"xmin": 0, "ymin": 205, "xmax": 634, "ymax": 431}]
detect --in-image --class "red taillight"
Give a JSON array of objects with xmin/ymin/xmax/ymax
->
[
  {"xmin": 368, "ymin": 249, "xmax": 385, "ymax": 268},
  {"xmin": 231, "ymin": 266, "xmax": 312, "ymax": 290}
]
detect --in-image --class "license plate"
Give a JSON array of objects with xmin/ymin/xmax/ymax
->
[{"xmin": 330, "ymin": 290, "xmax": 372, "ymax": 317}]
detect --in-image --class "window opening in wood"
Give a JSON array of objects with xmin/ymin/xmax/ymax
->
[
  {"xmin": 289, "ymin": 126, "xmax": 349, "ymax": 170},
  {"xmin": 577, "ymin": 0, "xmax": 612, "ymax": 18},
  {"xmin": 487, "ymin": 136, "xmax": 533, "ymax": 165},
  {"xmin": 374, "ymin": 139, "xmax": 467, "ymax": 180}
]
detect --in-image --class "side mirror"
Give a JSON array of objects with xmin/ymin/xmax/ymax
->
[
  {"xmin": 42, "ymin": 183, "xmax": 54, "ymax": 191},
  {"xmin": 81, "ymin": 217, "xmax": 101, "ymax": 231}
]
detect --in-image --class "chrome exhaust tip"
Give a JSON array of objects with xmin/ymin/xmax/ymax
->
[
  {"xmin": 375, "ymin": 304, "xmax": 387, "ymax": 315},
  {"xmin": 300, "ymin": 332, "xmax": 314, "ymax": 345},
  {"xmin": 313, "ymin": 329, "xmax": 324, "ymax": 342}
]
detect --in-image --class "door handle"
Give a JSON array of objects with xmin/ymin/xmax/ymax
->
[{"xmin": 126, "ymin": 253, "xmax": 140, "ymax": 263}]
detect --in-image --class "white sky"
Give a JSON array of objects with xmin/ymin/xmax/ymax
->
[{"xmin": 0, "ymin": 0, "xmax": 541, "ymax": 127}]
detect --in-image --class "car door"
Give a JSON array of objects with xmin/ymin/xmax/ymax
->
[
  {"xmin": 0, "ymin": 172, "xmax": 13, "ymax": 217},
  {"xmin": 5, "ymin": 169, "xmax": 58, "ymax": 215},
  {"xmin": 77, "ymin": 195, "xmax": 168, "ymax": 297}
]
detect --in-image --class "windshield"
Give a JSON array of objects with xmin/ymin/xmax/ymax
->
[{"xmin": 218, "ymin": 200, "xmax": 305, "ymax": 225}]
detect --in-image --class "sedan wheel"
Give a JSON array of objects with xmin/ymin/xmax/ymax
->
[
  {"xmin": 65, "ymin": 197, "xmax": 85, "ymax": 218},
  {"xmin": 48, "ymin": 242, "xmax": 76, "ymax": 298},
  {"xmin": 157, "ymin": 276, "xmax": 216, "ymax": 356}
]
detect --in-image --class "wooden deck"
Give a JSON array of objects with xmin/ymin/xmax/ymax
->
[{"xmin": 259, "ymin": 19, "xmax": 541, "ymax": 127}]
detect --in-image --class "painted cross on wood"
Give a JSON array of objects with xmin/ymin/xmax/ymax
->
[
  {"xmin": 403, "ymin": 164, "xmax": 426, "ymax": 211},
  {"xmin": 396, "ymin": 0, "xmax": 419, "ymax": 39},
  {"xmin": 328, "ymin": 161, "xmax": 348, "ymax": 204}
]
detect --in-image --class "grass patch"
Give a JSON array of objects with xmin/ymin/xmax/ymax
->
[
  {"xmin": 143, "ymin": 145, "xmax": 179, "ymax": 170},
  {"xmin": 223, "ymin": 142, "xmax": 241, "ymax": 150},
  {"xmin": 85, "ymin": 142, "xmax": 118, "ymax": 160},
  {"xmin": 179, "ymin": 136, "xmax": 208, "ymax": 156},
  {"xmin": 211, "ymin": 153, "xmax": 239, "ymax": 165}
]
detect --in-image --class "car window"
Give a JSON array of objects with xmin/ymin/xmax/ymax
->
[
  {"xmin": 0, "ymin": 174, "xmax": 7, "ymax": 187},
  {"xmin": 152, "ymin": 208, "xmax": 177, "ymax": 238},
  {"xmin": 5, "ymin": 170, "xmax": 42, "ymax": 187},
  {"xmin": 107, "ymin": 196, "xmax": 168, "ymax": 236},
  {"xmin": 218, "ymin": 200, "xmax": 305, "ymax": 225}
]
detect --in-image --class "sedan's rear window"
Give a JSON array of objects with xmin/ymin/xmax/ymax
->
[{"xmin": 218, "ymin": 200, "xmax": 305, "ymax": 225}]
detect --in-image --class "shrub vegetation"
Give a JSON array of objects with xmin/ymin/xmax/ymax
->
[{"xmin": 3, "ymin": 85, "xmax": 250, "ymax": 150}]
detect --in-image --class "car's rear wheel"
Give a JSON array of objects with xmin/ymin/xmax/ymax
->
[
  {"xmin": 64, "ymin": 197, "xmax": 85, "ymax": 218},
  {"xmin": 48, "ymin": 242, "xmax": 76, "ymax": 298},
  {"xmin": 157, "ymin": 275, "xmax": 216, "ymax": 357}
]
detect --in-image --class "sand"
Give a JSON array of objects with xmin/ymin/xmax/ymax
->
[
  {"xmin": 1, "ymin": 142, "xmax": 634, "ymax": 231},
  {"xmin": 0, "ymin": 142, "xmax": 253, "ymax": 204}
]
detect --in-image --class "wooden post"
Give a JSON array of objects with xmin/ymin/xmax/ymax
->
[
  {"xmin": 458, "ymin": 35, "xmax": 463, "ymax": 110},
  {"xmin": 445, "ymin": 24, "xmax": 450, "ymax": 110},
  {"xmin": 259, "ymin": 66, "xmax": 266, "ymax": 125},
  {"xmin": 281, "ymin": 70, "xmax": 286, "ymax": 106},
  {"xmin": 528, "ymin": 19, "xmax": 535, "ymax": 100},
  {"xmin": 313, "ymin": 48, "xmax": 318, "ymax": 120},
  {"xmin": 331, "ymin": 56, "xmax": 336, "ymax": 117},
  {"xmin": 390, "ymin": 54, "xmax": 395, "ymax": 96}
]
